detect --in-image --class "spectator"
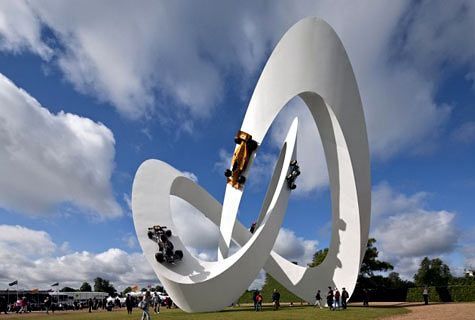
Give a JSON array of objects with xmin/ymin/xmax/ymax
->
[
  {"xmin": 423, "ymin": 286, "xmax": 429, "ymax": 305},
  {"xmin": 125, "ymin": 295, "xmax": 133, "ymax": 314},
  {"xmin": 362, "ymin": 288, "xmax": 369, "ymax": 307},
  {"xmin": 272, "ymin": 289, "xmax": 280, "ymax": 311},
  {"xmin": 153, "ymin": 292, "xmax": 161, "ymax": 314},
  {"xmin": 140, "ymin": 291, "xmax": 152, "ymax": 320},
  {"xmin": 326, "ymin": 286, "xmax": 334, "ymax": 311},
  {"xmin": 255, "ymin": 292, "xmax": 263, "ymax": 311},
  {"xmin": 44, "ymin": 296, "xmax": 51, "ymax": 314},
  {"xmin": 88, "ymin": 298, "xmax": 93, "ymax": 313},
  {"xmin": 166, "ymin": 296, "xmax": 173, "ymax": 309},
  {"xmin": 252, "ymin": 290, "xmax": 258, "ymax": 311},
  {"xmin": 341, "ymin": 287, "xmax": 349, "ymax": 309},
  {"xmin": 19, "ymin": 297, "xmax": 28, "ymax": 314},
  {"xmin": 314, "ymin": 289, "xmax": 322, "ymax": 309},
  {"xmin": 334, "ymin": 288, "xmax": 340, "ymax": 310}
]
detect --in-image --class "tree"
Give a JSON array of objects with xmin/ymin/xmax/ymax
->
[
  {"xmin": 414, "ymin": 257, "xmax": 452, "ymax": 286},
  {"xmin": 79, "ymin": 282, "xmax": 92, "ymax": 292},
  {"xmin": 60, "ymin": 286, "xmax": 76, "ymax": 292},
  {"xmin": 308, "ymin": 248, "xmax": 329, "ymax": 267},
  {"xmin": 93, "ymin": 277, "xmax": 117, "ymax": 296},
  {"xmin": 122, "ymin": 287, "xmax": 132, "ymax": 295},
  {"xmin": 359, "ymin": 238, "xmax": 394, "ymax": 277}
]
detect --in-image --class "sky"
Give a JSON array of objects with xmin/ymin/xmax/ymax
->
[{"xmin": 0, "ymin": 0, "xmax": 474, "ymax": 291}]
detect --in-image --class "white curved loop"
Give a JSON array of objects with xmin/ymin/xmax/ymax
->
[
  {"xmin": 133, "ymin": 120, "xmax": 298, "ymax": 312},
  {"xmin": 132, "ymin": 17, "xmax": 370, "ymax": 312}
]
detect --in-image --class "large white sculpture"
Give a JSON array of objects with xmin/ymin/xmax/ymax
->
[{"xmin": 132, "ymin": 17, "xmax": 370, "ymax": 312}]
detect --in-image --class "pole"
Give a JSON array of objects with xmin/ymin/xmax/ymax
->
[{"xmin": 16, "ymin": 282, "xmax": 18, "ymax": 301}]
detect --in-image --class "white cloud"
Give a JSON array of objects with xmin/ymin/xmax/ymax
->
[
  {"xmin": 0, "ymin": 224, "xmax": 156, "ymax": 290},
  {"xmin": 0, "ymin": 1, "xmax": 290, "ymax": 120},
  {"xmin": 170, "ymin": 196, "xmax": 220, "ymax": 251},
  {"xmin": 2, "ymin": 1, "xmax": 468, "ymax": 169},
  {"xmin": 122, "ymin": 234, "xmax": 138, "ymax": 249},
  {"xmin": 0, "ymin": 225, "xmax": 56, "ymax": 258},
  {"xmin": 0, "ymin": 73, "xmax": 121, "ymax": 218},
  {"xmin": 374, "ymin": 210, "xmax": 457, "ymax": 257},
  {"xmin": 0, "ymin": 1, "xmax": 52, "ymax": 58},
  {"xmin": 371, "ymin": 182, "xmax": 459, "ymax": 279},
  {"xmin": 272, "ymin": 228, "xmax": 318, "ymax": 266},
  {"xmin": 397, "ymin": 0, "xmax": 475, "ymax": 78}
]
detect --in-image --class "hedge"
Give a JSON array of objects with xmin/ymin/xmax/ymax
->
[{"xmin": 406, "ymin": 286, "xmax": 475, "ymax": 302}]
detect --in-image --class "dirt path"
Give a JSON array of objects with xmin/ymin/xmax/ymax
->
[{"xmin": 381, "ymin": 302, "xmax": 475, "ymax": 320}]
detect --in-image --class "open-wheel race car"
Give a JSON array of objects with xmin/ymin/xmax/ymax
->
[
  {"xmin": 147, "ymin": 225, "xmax": 183, "ymax": 264},
  {"xmin": 286, "ymin": 160, "xmax": 300, "ymax": 190},
  {"xmin": 224, "ymin": 130, "xmax": 258, "ymax": 189}
]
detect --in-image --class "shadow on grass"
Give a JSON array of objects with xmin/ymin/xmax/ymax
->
[
  {"xmin": 351, "ymin": 302, "xmax": 448, "ymax": 309},
  {"xmin": 217, "ymin": 306, "xmax": 308, "ymax": 313}
]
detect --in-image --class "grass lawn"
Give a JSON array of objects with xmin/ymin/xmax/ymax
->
[{"xmin": 5, "ymin": 305, "xmax": 409, "ymax": 320}]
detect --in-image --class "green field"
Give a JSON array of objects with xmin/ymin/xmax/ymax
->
[{"xmin": 5, "ymin": 306, "xmax": 409, "ymax": 320}]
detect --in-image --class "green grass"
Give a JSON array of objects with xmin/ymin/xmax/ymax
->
[{"xmin": 6, "ymin": 306, "xmax": 409, "ymax": 320}]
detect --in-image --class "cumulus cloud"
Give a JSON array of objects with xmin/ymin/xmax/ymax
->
[
  {"xmin": 371, "ymin": 182, "xmax": 459, "ymax": 278},
  {"xmin": 0, "ymin": 224, "xmax": 155, "ymax": 290},
  {"xmin": 0, "ymin": 73, "xmax": 121, "ymax": 218},
  {"xmin": 1, "ymin": 2, "xmax": 469, "ymax": 183},
  {"xmin": 0, "ymin": 1, "xmax": 291, "ymax": 120},
  {"xmin": 272, "ymin": 228, "xmax": 318, "ymax": 266},
  {"xmin": 0, "ymin": 225, "xmax": 56, "ymax": 258},
  {"xmin": 0, "ymin": 1, "xmax": 52, "ymax": 58}
]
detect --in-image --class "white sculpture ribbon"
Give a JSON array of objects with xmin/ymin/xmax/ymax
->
[{"xmin": 132, "ymin": 17, "xmax": 371, "ymax": 312}]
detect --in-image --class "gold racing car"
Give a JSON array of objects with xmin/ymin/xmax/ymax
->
[{"xmin": 224, "ymin": 130, "xmax": 258, "ymax": 189}]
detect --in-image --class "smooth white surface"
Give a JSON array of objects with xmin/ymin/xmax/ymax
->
[{"xmin": 132, "ymin": 17, "xmax": 370, "ymax": 312}]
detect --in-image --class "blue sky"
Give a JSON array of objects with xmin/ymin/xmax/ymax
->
[{"xmin": 0, "ymin": 1, "xmax": 474, "ymax": 290}]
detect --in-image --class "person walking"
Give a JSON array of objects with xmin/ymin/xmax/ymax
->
[
  {"xmin": 341, "ymin": 287, "xmax": 349, "ymax": 309},
  {"xmin": 88, "ymin": 298, "xmax": 93, "ymax": 313},
  {"xmin": 334, "ymin": 288, "xmax": 341, "ymax": 310},
  {"xmin": 314, "ymin": 290, "xmax": 322, "ymax": 309},
  {"xmin": 125, "ymin": 295, "xmax": 133, "ymax": 314},
  {"xmin": 44, "ymin": 296, "xmax": 51, "ymax": 314},
  {"xmin": 423, "ymin": 286, "xmax": 429, "ymax": 305},
  {"xmin": 326, "ymin": 287, "xmax": 334, "ymax": 311},
  {"xmin": 140, "ymin": 291, "xmax": 152, "ymax": 320},
  {"xmin": 153, "ymin": 292, "xmax": 161, "ymax": 314},
  {"xmin": 362, "ymin": 288, "xmax": 369, "ymax": 307},
  {"xmin": 18, "ymin": 297, "xmax": 28, "ymax": 314},
  {"xmin": 255, "ymin": 292, "xmax": 263, "ymax": 311},
  {"xmin": 252, "ymin": 290, "xmax": 258, "ymax": 311},
  {"xmin": 272, "ymin": 289, "xmax": 280, "ymax": 311}
]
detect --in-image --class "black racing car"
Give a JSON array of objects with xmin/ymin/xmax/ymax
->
[
  {"xmin": 286, "ymin": 160, "xmax": 300, "ymax": 190},
  {"xmin": 147, "ymin": 225, "xmax": 183, "ymax": 264}
]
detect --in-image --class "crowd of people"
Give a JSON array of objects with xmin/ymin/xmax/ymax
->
[
  {"xmin": 0, "ymin": 291, "xmax": 174, "ymax": 316},
  {"xmin": 319, "ymin": 287, "xmax": 349, "ymax": 311}
]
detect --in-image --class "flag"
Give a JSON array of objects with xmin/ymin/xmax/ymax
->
[
  {"xmin": 51, "ymin": 282, "xmax": 59, "ymax": 286},
  {"xmin": 8, "ymin": 280, "xmax": 18, "ymax": 286}
]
